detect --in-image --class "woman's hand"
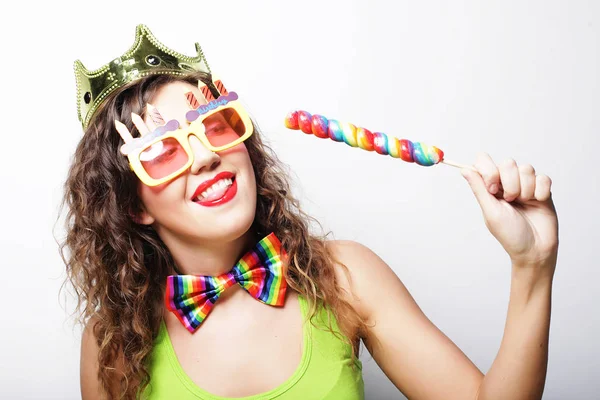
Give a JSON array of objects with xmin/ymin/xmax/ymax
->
[{"xmin": 460, "ymin": 152, "xmax": 559, "ymax": 276}]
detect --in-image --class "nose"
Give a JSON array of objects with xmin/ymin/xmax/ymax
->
[{"xmin": 188, "ymin": 134, "xmax": 221, "ymax": 175}]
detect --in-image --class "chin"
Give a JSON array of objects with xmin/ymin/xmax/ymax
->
[{"xmin": 187, "ymin": 205, "xmax": 256, "ymax": 240}]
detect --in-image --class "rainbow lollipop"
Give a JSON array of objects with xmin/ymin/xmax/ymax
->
[{"xmin": 285, "ymin": 110, "xmax": 468, "ymax": 169}]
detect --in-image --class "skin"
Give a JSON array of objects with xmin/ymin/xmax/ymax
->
[
  {"xmin": 81, "ymin": 82, "xmax": 558, "ymax": 399},
  {"xmin": 326, "ymin": 153, "xmax": 557, "ymax": 400},
  {"xmin": 136, "ymin": 82, "xmax": 260, "ymax": 280}
]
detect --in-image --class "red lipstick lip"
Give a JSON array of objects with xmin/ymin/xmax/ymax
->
[
  {"xmin": 196, "ymin": 178, "xmax": 237, "ymax": 207},
  {"xmin": 192, "ymin": 171, "xmax": 236, "ymax": 201}
]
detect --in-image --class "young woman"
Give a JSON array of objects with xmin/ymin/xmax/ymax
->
[{"xmin": 63, "ymin": 25, "xmax": 558, "ymax": 399}]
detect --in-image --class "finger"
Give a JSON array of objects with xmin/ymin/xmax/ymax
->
[
  {"xmin": 534, "ymin": 174, "xmax": 552, "ymax": 201},
  {"xmin": 131, "ymin": 112, "xmax": 150, "ymax": 136},
  {"xmin": 461, "ymin": 168, "xmax": 497, "ymax": 212},
  {"xmin": 474, "ymin": 152, "xmax": 501, "ymax": 194},
  {"xmin": 517, "ymin": 164, "xmax": 536, "ymax": 202},
  {"xmin": 498, "ymin": 158, "xmax": 521, "ymax": 202}
]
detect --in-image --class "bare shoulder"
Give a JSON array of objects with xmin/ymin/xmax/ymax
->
[
  {"xmin": 325, "ymin": 239, "xmax": 483, "ymax": 399},
  {"xmin": 324, "ymin": 239, "xmax": 416, "ymax": 325}
]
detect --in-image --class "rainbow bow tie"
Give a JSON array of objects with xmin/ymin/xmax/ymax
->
[{"xmin": 165, "ymin": 232, "xmax": 288, "ymax": 333}]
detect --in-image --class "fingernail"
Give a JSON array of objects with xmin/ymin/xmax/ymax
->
[{"xmin": 489, "ymin": 184, "xmax": 498, "ymax": 194}]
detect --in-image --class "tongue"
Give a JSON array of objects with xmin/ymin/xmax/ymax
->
[{"xmin": 200, "ymin": 185, "xmax": 229, "ymax": 202}]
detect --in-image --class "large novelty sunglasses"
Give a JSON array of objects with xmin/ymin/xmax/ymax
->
[{"xmin": 115, "ymin": 91, "xmax": 253, "ymax": 186}]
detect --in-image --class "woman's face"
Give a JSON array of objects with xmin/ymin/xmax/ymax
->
[{"xmin": 136, "ymin": 81, "xmax": 257, "ymax": 244}]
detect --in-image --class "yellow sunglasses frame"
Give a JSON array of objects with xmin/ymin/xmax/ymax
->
[{"xmin": 118, "ymin": 96, "xmax": 253, "ymax": 186}]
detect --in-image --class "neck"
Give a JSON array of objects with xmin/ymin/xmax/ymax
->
[{"xmin": 159, "ymin": 228, "xmax": 260, "ymax": 276}]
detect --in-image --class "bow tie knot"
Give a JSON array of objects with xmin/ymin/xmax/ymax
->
[{"xmin": 165, "ymin": 233, "xmax": 288, "ymax": 333}]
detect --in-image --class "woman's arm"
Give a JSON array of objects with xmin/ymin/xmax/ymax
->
[
  {"xmin": 81, "ymin": 318, "xmax": 104, "ymax": 399},
  {"xmin": 329, "ymin": 241, "xmax": 555, "ymax": 400},
  {"xmin": 328, "ymin": 153, "xmax": 557, "ymax": 400},
  {"xmin": 475, "ymin": 264, "xmax": 553, "ymax": 399},
  {"xmin": 329, "ymin": 240, "xmax": 484, "ymax": 399},
  {"xmin": 81, "ymin": 318, "xmax": 124, "ymax": 399},
  {"xmin": 461, "ymin": 153, "xmax": 558, "ymax": 399}
]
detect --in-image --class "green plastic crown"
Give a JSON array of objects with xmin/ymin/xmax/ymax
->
[{"xmin": 74, "ymin": 24, "xmax": 211, "ymax": 130}]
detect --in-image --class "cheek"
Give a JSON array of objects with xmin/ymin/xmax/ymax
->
[
  {"xmin": 137, "ymin": 179, "xmax": 186, "ymax": 213},
  {"xmin": 219, "ymin": 143, "xmax": 255, "ymax": 176},
  {"xmin": 233, "ymin": 148, "xmax": 256, "ymax": 187}
]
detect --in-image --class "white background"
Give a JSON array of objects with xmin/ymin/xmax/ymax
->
[{"xmin": 1, "ymin": 1, "xmax": 598, "ymax": 399}]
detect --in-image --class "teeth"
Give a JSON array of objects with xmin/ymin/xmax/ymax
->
[{"xmin": 196, "ymin": 178, "xmax": 233, "ymax": 201}]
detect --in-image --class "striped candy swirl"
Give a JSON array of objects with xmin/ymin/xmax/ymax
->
[{"xmin": 285, "ymin": 110, "xmax": 444, "ymax": 166}]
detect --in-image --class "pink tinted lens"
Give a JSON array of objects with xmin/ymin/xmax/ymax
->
[
  {"xmin": 140, "ymin": 137, "xmax": 189, "ymax": 180},
  {"xmin": 203, "ymin": 108, "xmax": 247, "ymax": 147}
]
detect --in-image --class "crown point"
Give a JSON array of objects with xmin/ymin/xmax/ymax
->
[{"xmin": 74, "ymin": 24, "xmax": 212, "ymax": 130}]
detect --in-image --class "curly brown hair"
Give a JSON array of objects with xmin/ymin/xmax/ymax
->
[{"xmin": 60, "ymin": 71, "xmax": 371, "ymax": 398}]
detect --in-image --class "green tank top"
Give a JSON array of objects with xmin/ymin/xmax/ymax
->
[{"xmin": 142, "ymin": 294, "xmax": 364, "ymax": 399}]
